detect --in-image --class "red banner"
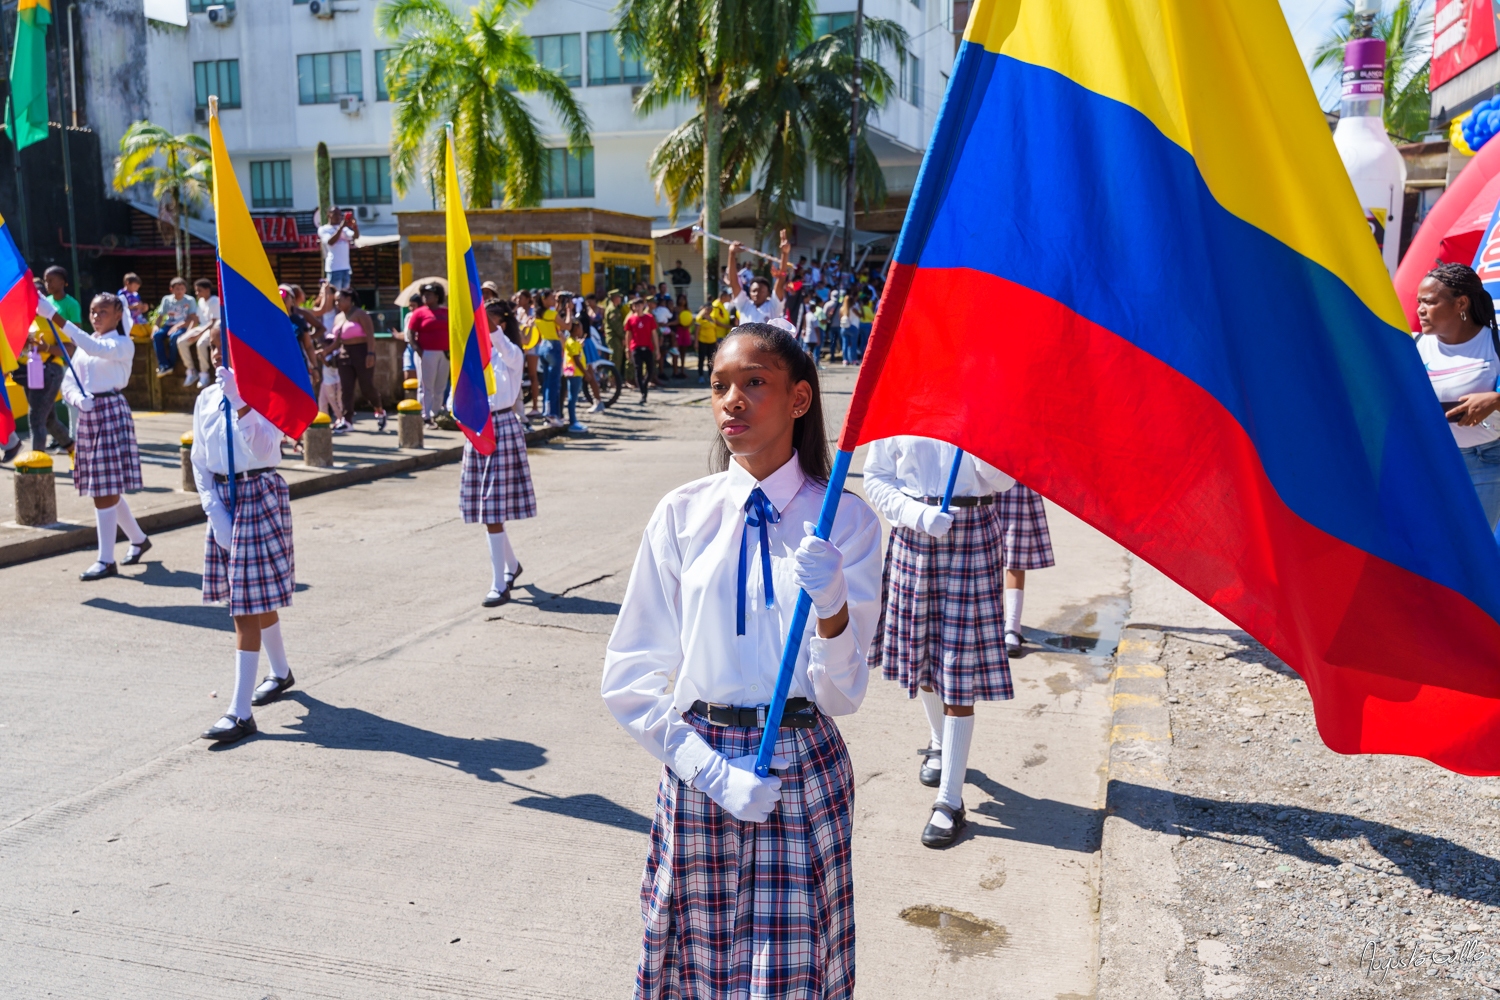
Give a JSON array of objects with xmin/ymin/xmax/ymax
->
[{"xmin": 1432, "ymin": 0, "xmax": 1500, "ymax": 90}]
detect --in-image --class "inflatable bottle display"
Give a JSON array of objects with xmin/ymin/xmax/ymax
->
[{"xmin": 1334, "ymin": 32, "xmax": 1407, "ymax": 278}]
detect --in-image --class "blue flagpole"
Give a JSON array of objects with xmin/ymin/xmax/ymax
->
[
  {"xmin": 754, "ymin": 447, "xmax": 855, "ymax": 776},
  {"xmin": 941, "ymin": 447, "xmax": 964, "ymax": 514},
  {"xmin": 218, "ymin": 259, "xmax": 236, "ymax": 517}
]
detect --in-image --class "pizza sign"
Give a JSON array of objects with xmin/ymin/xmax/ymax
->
[{"xmin": 1432, "ymin": 0, "xmax": 1500, "ymax": 90}]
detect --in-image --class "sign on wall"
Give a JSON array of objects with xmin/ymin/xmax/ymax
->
[{"xmin": 1432, "ymin": 0, "xmax": 1500, "ymax": 90}]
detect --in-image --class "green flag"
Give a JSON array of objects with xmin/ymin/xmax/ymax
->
[{"xmin": 6, "ymin": 0, "xmax": 51, "ymax": 151}]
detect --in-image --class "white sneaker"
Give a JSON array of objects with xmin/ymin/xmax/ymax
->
[
  {"xmin": 588, "ymin": 402, "xmax": 605, "ymax": 413},
  {"xmin": 183, "ymin": 370, "xmax": 198, "ymax": 387},
  {"xmin": 198, "ymin": 372, "xmax": 210, "ymax": 388},
  {"xmin": 546, "ymin": 416, "xmax": 566, "ymax": 428}
]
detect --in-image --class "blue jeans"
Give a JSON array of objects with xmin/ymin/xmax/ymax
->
[
  {"xmin": 857, "ymin": 322, "xmax": 871, "ymax": 359},
  {"xmin": 327, "ymin": 269, "xmax": 352, "ymax": 290},
  {"xmin": 840, "ymin": 328, "xmax": 858, "ymax": 363},
  {"xmin": 566, "ymin": 375, "xmax": 582, "ymax": 425},
  {"xmin": 152, "ymin": 327, "xmax": 185, "ymax": 370},
  {"xmin": 537, "ymin": 339, "xmax": 563, "ymax": 418},
  {"xmin": 1460, "ymin": 440, "xmax": 1500, "ymax": 533}
]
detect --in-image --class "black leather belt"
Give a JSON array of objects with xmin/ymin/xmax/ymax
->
[
  {"xmin": 214, "ymin": 467, "xmax": 275, "ymax": 483},
  {"xmin": 90, "ymin": 390, "xmax": 120, "ymax": 398},
  {"xmin": 691, "ymin": 697, "xmax": 816, "ymax": 729},
  {"xmin": 918, "ymin": 494, "xmax": 994, "ymax": 507}
]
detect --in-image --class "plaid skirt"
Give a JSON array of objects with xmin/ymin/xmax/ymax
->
[
  {"xmin": 459, "ymin": 409, "xmax": 537, "ymax": 525},
  {"xmin": 869, "ymin": 504, "xmax": 1012, "ymax": 705},
  {"xmin": 995, "ymin": 483, "xmax": 1055, "ymax": 570},
  {"xmin": 202, "ymin": 471, "xmax": 295, "ymax": 617},
  {"xmin": 636, "ymin": 711, "xmax": 856, "ymax": 1000},
  {"xmin": 73, "ymin": 393, "xmax": 143, "ymax": 497}
]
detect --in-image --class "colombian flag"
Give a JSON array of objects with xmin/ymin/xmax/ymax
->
[
  {"xmin": 0, "ymin": 211, "xmax": 37, "ymax": 362},
  {"xmin": 0, "ymin": 317, "xmax": 15, "ymax": 444},
  {"xmin": 845, "ymin": 0, "xmax": 1500, "ymax": 774},
  {"xmin": 444, "ymin": 129, "xmax": 496, "ymax": 455},
  {"xmin": 208, "ymin": 102, "xmax": 316, "ymax": 439}
]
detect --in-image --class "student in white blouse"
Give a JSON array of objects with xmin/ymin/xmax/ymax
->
[
  {"xmin": 726, "ymin": 232, "xmax": 791, "ymax": 326},
  {"xmin": 192, "ymin": 339, "xmax": 298, "ymax": 745},
  {"xmin": 601, "ymin": 322, "xmax": 881, "ymax": 999}
]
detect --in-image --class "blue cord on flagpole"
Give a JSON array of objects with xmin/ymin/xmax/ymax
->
[
  {"xmin": 941, "ymin": 447, "xmax": 964, "ymax": 514},
  {"xmin": 754, "ymin": 448, "xmax": 854, "ymax": 777}
]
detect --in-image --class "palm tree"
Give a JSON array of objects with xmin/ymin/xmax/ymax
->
[
  {"xmin": 377, "ymin": 0, "xmax": 591, "ymax": 210},
  {"xmin": 618, "ymin": 0, "xmax": 803, "ymax": 296},
  {"xmin": 647, "ymin": 19, "xmax": 905, "ymax": 247},
  {"xmin": 1312, "ymin": 0, "xmax": 1433, "ymax": 141},
  {"xmin": 111, "ymin": 121, "xmax": 213, "ymax": 281}
]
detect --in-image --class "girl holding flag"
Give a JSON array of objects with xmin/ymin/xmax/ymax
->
[
  {"xmin": 36, "ymin": 293, "xmax": 152, "ymax": 580},
  {"xmin": 601, "ymin": 323, "xmax": 882, "ymax": 1000},
  {"xmin": 863, "ymin": 437, "xmax": 1015, "ymax": 848}
]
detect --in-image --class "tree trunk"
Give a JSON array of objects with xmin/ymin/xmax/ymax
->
[
  {"xmin": 180, "ymin": 205, "xmax": 191, "ymax": 284},
  {"xmin": 703, "ymin": 78, "xmax": 723, "ymax": 301},
  {"xmin": 317, "ymin": 142, "xmax": 332, "ymax": 223}
]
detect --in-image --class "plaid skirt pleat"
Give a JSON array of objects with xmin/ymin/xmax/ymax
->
[
  {"xmin": 994, "ymin": 483, "xmax": 1055, "ymax": 570},
  {"xmin": 869, "ymin": 504, "xmax": 1012, "ymax": 705},
  {"xmin": 202, "ymin": 472, "xmax": 295, "ymax": 617},
  {"xmin": 459, "ymin": 409, "xmax": 537, "ymax": 524},
  {"xmin": 636, "ymin": 712, "xmax": 855, "ymax": 1000},
  {"xmin": 72, "ymin": 394, "xmax": 143, "ymax": 497}
]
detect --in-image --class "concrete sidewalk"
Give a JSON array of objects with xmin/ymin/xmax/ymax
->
[{"xmin": 0, "ymin": 408, "xmax": 567, "ymax": 568}]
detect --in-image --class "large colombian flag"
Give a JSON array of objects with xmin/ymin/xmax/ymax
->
[
  {"xmin": 0, "ymin": 211, "xmax": 37, "ymax": 364},
  {"xmin": 845, "ymin": 0, "xmax": 1500, "ymax": 775},
  {"xmin": 444, "ymin": 128, "xmax": 496, "ymax": 455},
  {"xmin": 207, "ymin": 101, "xmax": 317, "ymax": 439}
]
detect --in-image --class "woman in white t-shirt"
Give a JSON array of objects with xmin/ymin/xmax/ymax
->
[{"xmin": 1415, "ymin": 262, "xmax": 1500, "ymax": 530}]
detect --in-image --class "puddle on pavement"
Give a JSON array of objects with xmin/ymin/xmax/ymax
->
[
  {"xmin": 899, "ymin": 905, "xmax": 1008, "ymax": 959},
  {"xmin": 1031, "ymin": 596, "xmax": 1129, "ymax": 689}
]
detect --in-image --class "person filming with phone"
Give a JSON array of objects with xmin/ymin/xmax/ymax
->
[{"xmin": 318, "ymin": 207, "xmax": 359, "ymax": 290}]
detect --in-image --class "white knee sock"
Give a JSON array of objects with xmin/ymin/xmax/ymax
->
[
  {"xmin": 933, "ymin": 714, "xmax": 975, "ymax": 823},
  {"xmin": 115, "ymin": 499, "xmax": 147, "ymax": 545},
  {"xmin": 486, "ymin": 532, "xmax": 507, "ymax": 592},
  {"xmin": 918, "ymin": 687, "xmax": 945, "ymax": 751},
  {"xmin": 500, "ymin": 531, "xmax": 519, "ymax": 573},
  {"xmin": 1004, "ymin": 588, "xmax": 1024, "ymax": 635},
  {"xmin": 230, "ymin": 649, "xmax": 259, "ymax": 720},
  {"xmin": 262, "ymin": 621, "xmax": 290, "ymax": 680},
  {"xmin": 94, "ymin": 504, "xmax": 119, "ymax": 564}
]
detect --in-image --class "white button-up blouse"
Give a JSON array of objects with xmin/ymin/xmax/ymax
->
[
  {"xmin": 862, "ymin": 436, "xmax": 1015, "ymax": 531},
  {"xmin": 601, "ymin": 452, "xmax": 882, "ymax": 770}
]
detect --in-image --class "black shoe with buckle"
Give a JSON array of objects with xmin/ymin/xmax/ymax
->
[
  {"xmin": 251, "ymin": 670, "xmax": 295, "ymax": 706},
  {"xmin": 122, "ymin": 538, "xmax": 152, "ymax": 566},
  {"xmin": 482, "ymin": 587, "xmax": 510, "ymax": 608},
  {"xmin": 1004, "ymin": 630, "xmax": 1026, "ymax": 658},
  {"xmin": 918, "ymin": 746, "xmax": 942, "ymax": 788},
  {"xmin": 921, "ymin": 802, "xmax": 966, "ymax": 849},
  {"xmin": 201, "ymin": 714, "xmax": 257, "ymax": 743},
  {"xmin": 79, "ymin": 561, "xmax": 117, "ymax": 582}
]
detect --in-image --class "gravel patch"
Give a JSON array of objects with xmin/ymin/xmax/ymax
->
[{"xmin": 1157, "ymin": 629, "xmax": 1500, "ymax": 998}]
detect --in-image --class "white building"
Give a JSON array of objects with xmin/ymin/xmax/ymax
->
[{"xmin": 89, "ymin": 0, "xmax": 957, "ymax": 286}]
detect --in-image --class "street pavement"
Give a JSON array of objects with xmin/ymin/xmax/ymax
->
[{"xmin": 0, "ymin": 366, "xmax": 1130, "ymax": 998}]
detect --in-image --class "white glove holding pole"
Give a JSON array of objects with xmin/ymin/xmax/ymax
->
[
  {"xmin": 208, "ymin": 507, "xmax": 233, "ymax": 554},
  {"xmin": 793, "ymin": 521, "xmax": 849, "ymax": 619},
  {"xmin": 675, "ymin": 729, "xmax": 786, "ymax": 822},
  {"xmin": 216, "ymin": 366, "xmax": 244, "ymax": 410},
  {"xmin": 916, "ymin": 505, "xmax": 954, "ymax": 538},
  {"xmin": 36, "ymin": 297, "xmax": 56, "ymax": 321},
  {"xmin": 76, "ymin": 396, "xmax": 94, "ymax": 412}
]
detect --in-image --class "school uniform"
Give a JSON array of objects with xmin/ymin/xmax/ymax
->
[
  {"xmin": 191, "ymin": 384, "xmax": 294, "ymax": 617},
  {"xmin": 458, "ymin": 336, "xmax": 537, "ymax": 525},
  {"xmin": 863, "ymin": 436, "xmax": 1016, "ymax": 705},
  {"xmin": 59, "ymin": 325, "xmax": 142, "ymax": 498},
  {"xmin": 602, "ymin": 453, "xmax": 882, "ymax": 1000},
  {"xmin": 994, "ymin": 482, "xmax": 1055, "ymax": 570}
]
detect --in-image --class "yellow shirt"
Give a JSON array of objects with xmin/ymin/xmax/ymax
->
[
  {"xmin": 860, "ymin": 303, "xmax": 875, "ymax": 323},
  {"xmin": 701, "ymin": 301, "xmax": 731, "ymax": 343},
  {"xmin": 535, "ymin": 307, "xmax": 559, "ymax": 341},
  {"xmin": 563, "ymin": 335, "xmax": 585, "ymax": 376}
]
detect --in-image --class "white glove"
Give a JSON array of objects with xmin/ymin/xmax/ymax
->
[
  {"xmin": 216, "ymin": 366, "xmax": 244, "ymax": 410},
  {"xmin": 208, "ymin": 507, "xmax": 232, "ymax": 553},
  {"xmin": 793, "ymin": 521, "xmax": 849, "ymax": 619},
  {"xmin": 36, "ymin": 297, "xmax": 56, "ymax": 320},
  {"xmin": 76, "ymin": 396, "xmax": 95, "ymax": 412},
  {"xmin": 693, "ymin": 751, "xmax": 786, "ymax": 822},
  {"xmin": 915, "ymin": 505, "xmax": 954, "ymax": 538}
]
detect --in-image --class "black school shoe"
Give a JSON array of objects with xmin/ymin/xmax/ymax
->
[
  {"xmin": 918, "ymin": 746, "xmax": 942, "ymax": 788},
  {"xmin": 482, "ymin": 587, "xmax": 511, "ymax": 608},
  {"xmin": 921, "ymin": 803, "xmax": 966, "ymax": 849},
  {"xmin": 251, "ymin": 670, "xmax": 295, "ymax": 706},
  {"xmin": 201, "ymin": 714, "xmax": 257, "ymax": 743},
  {"xmin": 79, "ymin": 561, "xmax": 118, "ymax": 582},
  {"xmin": 122, "ymin": 538, "xmax": 153, "ymax": 566}
]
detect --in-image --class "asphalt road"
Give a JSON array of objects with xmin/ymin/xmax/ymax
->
[{"xmin": 0, "ymin": 367, "xmax": 1130, "ymax": 998}]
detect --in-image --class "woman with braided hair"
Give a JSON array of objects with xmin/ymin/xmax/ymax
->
[{"xmin": 1416, "ymin": 262, "xmax": 1500, "ymax": 529}]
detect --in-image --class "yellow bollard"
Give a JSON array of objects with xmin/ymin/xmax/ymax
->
[
  {"xmin": 13, "ymin": 450, "xmax": 57, "ymax": 525},
  {"xmin": 179, "ymin": 431, "xmax": 196, "ymax": 492},
  {"xmin": 403, "ymin": 376, "xmax": 419, "ymax": 401},
  {"xmin": 303, "ymin": 412, "xmax": 334, "ymax": 468},
  {"xmin": 396, "ymin": 398, "xmax": 423, "ymax": 449}
]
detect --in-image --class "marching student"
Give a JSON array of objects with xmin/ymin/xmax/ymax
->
[
  {"xmin": 996, "ymin": 481, "xmax": 1055, "ymax": 657},
  {"xmin": 863, "ymin": 436, "xmax": 1016, "ymax": 848},
  {"xmin": 601, "ymin": 323, "xmax": 881, "ymax": 1000},
  {"xmin": 36, "ymin": 293, "xmax": 151, "ymax": 580},
  {"xmin": 462, "ymin": 301, "xmax": 535, "ymax": 608},
  {"xmin": 192, "ymin": 341, "xmax": 298, "ymax": 744}
]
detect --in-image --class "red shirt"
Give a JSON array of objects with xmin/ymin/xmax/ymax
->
[
  {"xmin": 626, "ymin": 312, "xmax": 657, "ymax": 350},
  {"xmin": 408, "ymin": 305, "xmax": 449, "ymax": 352}
]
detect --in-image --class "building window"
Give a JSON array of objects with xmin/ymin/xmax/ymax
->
[
  {"xmin": 900, "ymin": 49, "xmax": 921, "ymax": 108},
  {"xmin": 250, "ymin": 160, "xmax": 293, "ymax": 209},
  {"xmin": 815, "ymin": 162, "xmax": 843, "ymax": 209},
  {"xmin": 332, "ymin": 155, "xmax": 391, "ymax": 205},
  {"xmin": 532, "ymin": 34, "xmax": 582, "ymax": 87},
  {"xmin": 811, "ymin": 12, "xmax": 854, "ymax": 36},
  {"xmin": 374, "ymin": 49, "xmax": 392, "ymax": 101},
  {"xmin": 587, "ymin": 31, "xmax": 647, "ymax": 85},
  {"xmin": 189, "ymin": 0, "xmax": 232, "ymax": 11},
  {"xmin": 543, "ymin": 147, "xmax": 594, "ymax": 199},
  {"xmin": 194, "ymin": 60, "xmax": 240, "ymax": 109},
  {"xmin": 297, "ymin": 51, "xmax": 363, "ymax": 105}
]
